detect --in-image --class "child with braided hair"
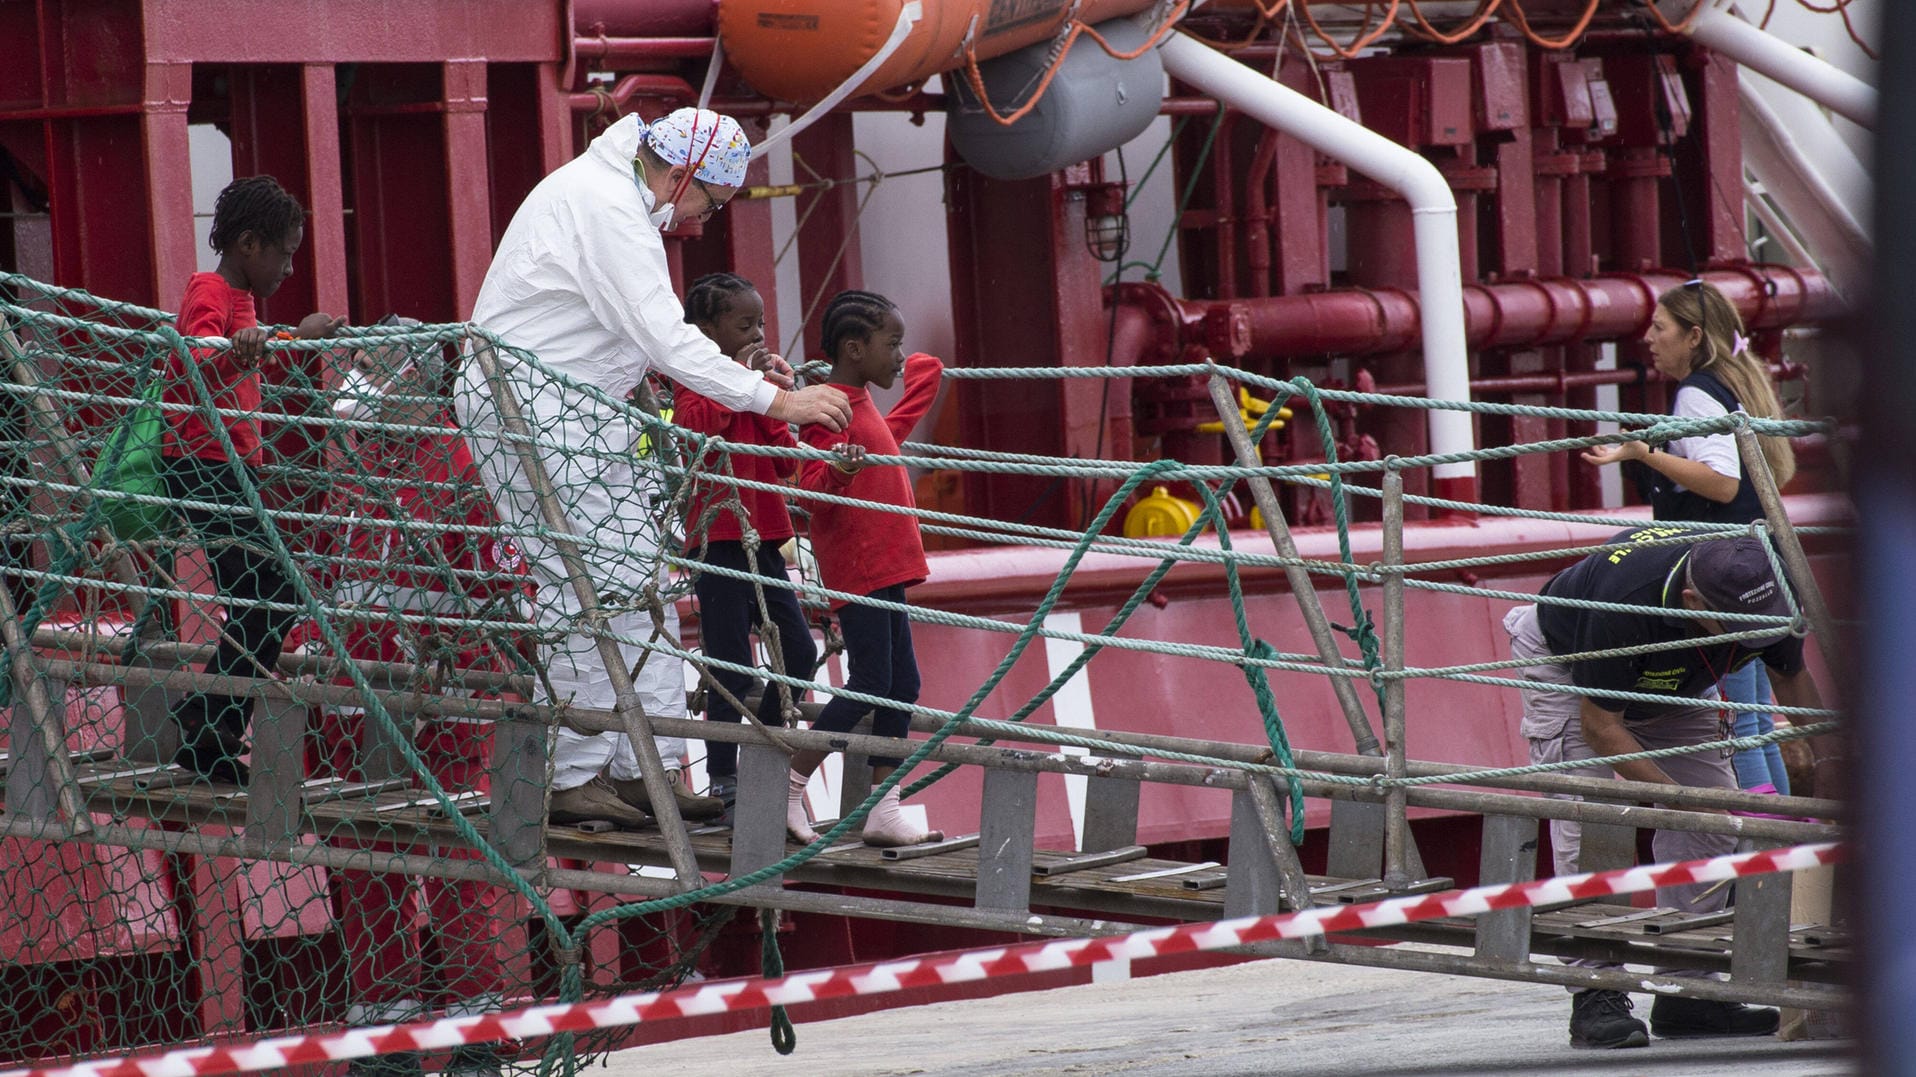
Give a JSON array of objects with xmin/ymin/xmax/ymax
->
[
  {"xmin": 161, "ymin": 174, "xmax": 343, "ymax": 783},
  {"xmin": 677, "ymin": 273, "xmax": 818, "ymax": 824},
  {"xmin": 789, "ymin": 290, "xmax": 944, "ymax": 847}
]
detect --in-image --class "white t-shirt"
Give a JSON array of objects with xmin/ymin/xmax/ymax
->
[{"xmin": 1662, "ymin": 384, "xmax": 1742, "ymax": 487}]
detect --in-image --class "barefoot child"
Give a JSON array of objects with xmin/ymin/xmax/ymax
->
[
  {"xmin": 677, "ymin": 273, "xmax": 819, "ymax": 824},
  {"xmin": 791, "ymin": 290, "xmax": 943, "ymax": 847},
  {"xmin": 161, "ymin": 174, "xmax": 343, "ymax": 783}
]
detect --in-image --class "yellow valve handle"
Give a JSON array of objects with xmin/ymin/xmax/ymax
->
[{"xmin": 1194, "ymin": 387, "xmax": 1291, "ymax": 436}]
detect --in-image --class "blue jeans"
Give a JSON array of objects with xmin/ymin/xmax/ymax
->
[{"xmin": 1724, "ymin": 662, "xmax": 1789, "ymax": 794}]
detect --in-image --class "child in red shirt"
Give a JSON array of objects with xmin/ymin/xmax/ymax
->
[
  {"xmin": 677, "ymin": 274, "xmax": 818, "ymax": 824},
  {"xmin": 162, "ymin": 175, "xmax": 342, "ymax": 783},
  {"xmin": 791, "ymin": 290, "xmax": 944, "ymax": 846}
]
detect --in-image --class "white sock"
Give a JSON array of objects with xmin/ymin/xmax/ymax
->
[{"xmin": 787, "ymin": 769, "xmax": 818, "ymax": 843}]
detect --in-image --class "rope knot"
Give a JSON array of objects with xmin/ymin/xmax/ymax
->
[{"xmin": 551, "ymin": 939, "xmax": 585, "ymax": 967}]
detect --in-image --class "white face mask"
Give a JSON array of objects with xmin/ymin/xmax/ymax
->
[
  {"xmin": 647, "ymin": 201, "xmax": 676, "ymax": 229},
  {"xmin": 334, "ymin": 359, "xmax": 413, "ymax": 423}
]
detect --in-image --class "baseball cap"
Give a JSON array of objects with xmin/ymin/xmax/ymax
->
[
  {"xmin": 642, "ymin": 108, "xmax": 751, "ymax": 188},
  {"xmin": 1687, "ymin": 536, "xmax": 1796, "ymax": 642}
]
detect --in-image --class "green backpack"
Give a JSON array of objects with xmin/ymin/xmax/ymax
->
[{"xmin": 95, "ymin": 360, "xmax": 173, "ymax": 544}]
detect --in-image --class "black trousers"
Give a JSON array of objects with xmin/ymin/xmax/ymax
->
[
  {"xmin": 693, "ymin": 540, "xmax": 817, "ymax": 778},
  {"xmin": 161, "ymin": 454, "xmax": 302, "ymax": 747},
  {"xmin": 811, "ymin": 584, "xmax": 918, "ymax": 769}
]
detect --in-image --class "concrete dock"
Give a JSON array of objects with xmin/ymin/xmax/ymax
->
[{"xmin": 601, "ymin": 954, "xmax": 1850, "ymax": 1076}]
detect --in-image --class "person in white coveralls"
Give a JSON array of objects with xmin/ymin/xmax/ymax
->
[{"xmin": 456, "ymin": 107, "xmax": 851, "ymax": 828}]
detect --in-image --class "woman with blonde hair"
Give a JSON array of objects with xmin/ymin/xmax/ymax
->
[{"xmin": 1580, "ymin": 279, "xmax": 1797, "ymax": 798}]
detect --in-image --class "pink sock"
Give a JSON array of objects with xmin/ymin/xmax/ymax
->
[{"xmin": 861, "ymin": 786, "xmax": 942, "ymax": 848}]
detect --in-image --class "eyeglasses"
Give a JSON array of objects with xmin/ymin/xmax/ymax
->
[{"xmin": 692, "ymin": 178, "xmax": 731, "ymax": 218}]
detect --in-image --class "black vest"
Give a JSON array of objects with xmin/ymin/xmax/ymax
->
[{"xmin": 1635, "ymin": 371, "xmax": 1767, "ymax": 525}]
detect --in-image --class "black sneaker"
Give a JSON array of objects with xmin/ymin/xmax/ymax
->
[
  {"xmin": 1569, "ymin": 989, "xmax": 1649, "ymax": 1049},
  {"xmin": 710, "ymin": 776, "xmax": 738, "ymax": 828},
  {"xmin": 1650, "ymin": 995, "xmax": 1780, "ymax": 1039},
  {"xmin": 171, "ymin": 727, "xmax": 250, "ymax": 785}
]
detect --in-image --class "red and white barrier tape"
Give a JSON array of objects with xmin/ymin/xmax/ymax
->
[{"xmin": 12, "ymin": 841, "xmax": 1843, "ymax": 1077}]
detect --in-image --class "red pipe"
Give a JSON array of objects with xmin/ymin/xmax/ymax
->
[
  {"xmin": 1375, "ymin": 370, "xmax": 1646, "ymax": 397},
  {"xmin": 1160, "ymin": 98, "xmax": 1224, "ymax": 116},
  {"xmin": 568, "ymin": 74, "xmax": 698, "ymax": 114},
  {"xmin": 1242, "ymin": 129, "xmax": 1279, "ymax": 297},
  {"xmin": 1212, "ymin": 114, "xmax": 1239, "ymax": 297},
  {"xmin": 573, "ymin": 36, "xmax": 716, "ymax": 63},
  {"xmin": 1374, "ymin": 362, "xmax": 1806, "ymax": 398},
  {"xmin": 1154, "ymin": 267, "xmax": 1842, "ymax": 360},
  {"xmin": 707, "ymin": 92, "xmax": 948, "ymax": 117}
]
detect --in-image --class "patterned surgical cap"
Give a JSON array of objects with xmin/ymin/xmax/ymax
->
[{"xmin": 642, "ymin": 108, "xmax": 751, "ymax": 188}]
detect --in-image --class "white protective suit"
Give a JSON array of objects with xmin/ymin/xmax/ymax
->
[{"xmin": 456, "ymin": 113, "xmax": 778, "ymax": 791}]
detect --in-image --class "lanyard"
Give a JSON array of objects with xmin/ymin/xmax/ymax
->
[
  {"xmin": 664, "ymin": 111, "xmax": 722, "ymax": 210},
  {"xmin": 1666, "ymin": 550, "xmax": 1740, "ymax": 753}
]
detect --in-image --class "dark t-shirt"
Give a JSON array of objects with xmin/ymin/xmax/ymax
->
[{"xmin": 1536, "ymin": 525, "xmax": 1805, "ymax": 717}]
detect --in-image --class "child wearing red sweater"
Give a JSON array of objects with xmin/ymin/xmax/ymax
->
[
  {"xmin": 791, "ymin": 290, "xmax": 944, "ymax": 847},
  {"xmin": 162, "ymin": 175, "xmax": 342, "ymax": 783},
  {"xmin": 677, "ymin": 273, "xmax": 818, "ymax": 825}
]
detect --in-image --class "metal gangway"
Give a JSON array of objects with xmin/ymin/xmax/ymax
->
[{"xmin": 0, "ymin": 278, "xmax": 1847, "ymax": 1069}]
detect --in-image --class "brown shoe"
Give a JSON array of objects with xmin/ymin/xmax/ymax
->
[
  {"xmin": 549, "ymin": 775, "xmax": 652, "ymax": 830},
  {"xmin": 610, "ymin": 773, "xmax": 725, "ymax": 822}
]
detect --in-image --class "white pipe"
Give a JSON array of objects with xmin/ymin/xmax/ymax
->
[
  {"xmin": 1157, "ymin": 34, "xmax": 1476, "ymax": 487},
  {"xmin": 1737, "ymin": 78, "xmax": 1868, "ymax": 296},
  {"xmin": 1680, "ymin": 1, "xmax": 1876, "ymax": 129},
  {"xmin": 1743, "ymin": 185, "xmax": 1818, "ymax": 276}
]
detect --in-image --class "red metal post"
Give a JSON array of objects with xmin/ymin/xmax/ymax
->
[
  {"xmin": 1340, "ymin": 184, "xmax": 1427, "ymax": 513},
  {"xmin": 716, "ymin": 151, "xmax": 783, "ymax": 347},
  {"xmin": 1273, "ymin": 58, "xmax": 1333, "ymax": 296},
  {"xmin": 300, "ymin": 66, "xmax": 351, "ymax": 318},
  {"xmin": 142, "ymin": 63, "xmax": 197, "ymax": 305},
  {"xmin": 1211, "ymin": 113, "xmax": 1240, "ymax": 297},
  {"xmin": 444, "ymin": 60, "xmax": 495, "ymax": 319},
  {"xmin": 1473, "ymin": 40, "xmax": 1558, "ymax": 512},
  {"xmin": 32, "ymin": 0, "xmax": 166, "ymax": 305},
  {"xmin": 176, "ymin": 849, "xmax": 248, "ymax": 1039},
  {"xmin": 947, "ymin": 163, "xmax": 1113, "ymax": 530},
  {"xmin": 534, "ymin": 64, "xmax": 574, "ymax": 173},
  {"xmin": 1687, "ymin": 48, "xmax": 1747, "ymax": 266},
  {"xmin": 227, "ymin": 64, "xmax": 351, "ymax": 321},
  {"xmin": 487, "ymin": 62, "xmax": 583, "ymax": 242},
  {"xmin": 344, "ymin": 66, "xmax": 458, "ymax": 322}
]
